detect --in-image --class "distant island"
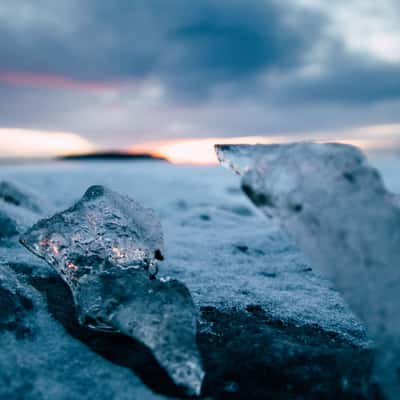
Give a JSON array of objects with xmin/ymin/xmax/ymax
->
[{"xmin": 57, "ymin": 151, "xmax": 168, "ymax": 162}]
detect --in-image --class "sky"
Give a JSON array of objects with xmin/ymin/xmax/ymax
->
[{"xmin": 0, "ymin": 0, "xmax": 399, "ymax": 161}]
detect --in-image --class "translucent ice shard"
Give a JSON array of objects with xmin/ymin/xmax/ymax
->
[
  {"xmin": 20, "ymin": 185, "xmax": 164, "ymax": 295},
  {"xmin": 77, "ymin": 267, "xmax": 204, "ymax": 396},
  {"xmin": 216, "ymin": 142, "xmax": 400, "ymax": 399},
  {"xmin": 20, "ymin": 185, "xmax": 204, "ymax": 395}
]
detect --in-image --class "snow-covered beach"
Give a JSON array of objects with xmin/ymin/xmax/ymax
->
[{"xmin": 1, "ymin": 154, "xmax": 399, "ymax": 398}]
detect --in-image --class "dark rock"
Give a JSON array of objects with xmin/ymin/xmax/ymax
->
[{"xmin": 199, "ymin": 307, "xmax": 376, "ymax": 400}]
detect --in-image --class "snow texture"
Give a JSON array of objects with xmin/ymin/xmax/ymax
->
[
  {"xmin": 0, "ymin": 208, "xmax": 18, "ymax": 239},
  {"xmin": 1, "ymin": 157, "xmax": 398, "ymax": 398},
  {"xmin": 216, "ymin": 142, "xmax": 400, "ymax": 399}
]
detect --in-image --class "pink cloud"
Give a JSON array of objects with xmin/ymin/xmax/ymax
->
[{"xmin": 0, "ymin": 70, "xmax": 120, "ymax": 91}]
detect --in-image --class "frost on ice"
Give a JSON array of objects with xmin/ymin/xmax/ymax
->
[
  {"xmin": 216, "ymin": 142, "xmax": 400, "ymax": 399},
  {"xmin": 20, "ymin": 185, "xmax": 204, "ymax": 396}
]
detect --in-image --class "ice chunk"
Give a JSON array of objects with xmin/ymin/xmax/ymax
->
[
  {"xmin": 216, "ymin": 142, "xmax": 400, "ymax": 399},
  {"xmin": 20, "ymin": 185, "xmax": 203, "ymax": 395},
  {"xmin": 20, "ymin": 185, "xmax": 164, "ymax": 293},
  {"xmin": 216, "ymin": 144, "xmax": 263, "ymax": 176},
  {"xmin": 77, "ymin": 267, "xmax": 204, "ymax": 396},
  {"xmin": 0, "ymin": 180, "xmax": 51, "ymax": 214}
]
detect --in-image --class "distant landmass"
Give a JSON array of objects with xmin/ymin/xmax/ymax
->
[{"xmin": 57, "ymin": 151, "xmax": 168, "ymax": 162}]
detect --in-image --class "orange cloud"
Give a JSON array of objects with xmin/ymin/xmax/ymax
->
[{"xmin": 0, "ymin": 70, "xmax": 118, "ymax": 91}]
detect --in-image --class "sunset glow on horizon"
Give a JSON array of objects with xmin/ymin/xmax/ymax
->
[
  {"xmin": 0, "ymin": 123, "xmax": 399, "ymax": 163},
  {"xmin": 133, "ymin": 123, "xmax": 400, "ymax": 164},
  {"xmin": 0, "ymin": 129, "xmax": 95, "ymax": 158},
  {"xmin": 133, "ymin": 137, "xmax": 292, "ymax": 164}
]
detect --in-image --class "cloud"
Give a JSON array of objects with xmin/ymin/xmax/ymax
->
[
  {"xmin": 0, "ymin": 70, "xmax": 119, "ymax": 91},
  {"xmin": 293, "ymin": 0, "xmax": 400, "ymax": 63},
  {"xmin": 273, "ymin": 45, "xmax": 400, "ymax": 104},
  {"xmin": 0, "ymin": 0, "xmax": 321, "ymax": 95},
  {"xmin": 0, "ymin": 0, "xmax": 399, "ymax": 148},
  {"xmin": 1, "ymin": 0, "xmax": 398, "ymax": 104}
]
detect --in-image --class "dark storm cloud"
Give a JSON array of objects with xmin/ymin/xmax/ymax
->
[
  {"xmin": 1, "ymin": 0, "xmax": 399, "ymax": 104},
  {"xmin": 0, "ymin": 0, "xmax": 321, "ymax": 96},
  {"xmin": 161, "ymin": 1, "xmax": 322, "ymax": 95}
]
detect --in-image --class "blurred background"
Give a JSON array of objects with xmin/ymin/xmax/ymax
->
[
  {"xmin": 1, "ymin": 5, "xmax": 399, "ymax": 398},
  {"xmin": 0, "ymin": 0, "xmax": 399, "ymax": 164}
]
